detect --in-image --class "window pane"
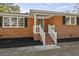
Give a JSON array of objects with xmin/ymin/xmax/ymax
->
[
  {"xmin": 18, "ymin": 18, "xmax": 24, "ymax": 27},
  {"xmin": 65, "ymin": 17, "xmax": 70, "ymax": 25},
  {"xmin": 11, "ymin": 18, "xmax": 17, "ymax": 27},
  {"xmin": 4, "ymin": 17, "xmax": 10, "ymax": 26},
  {"xmin": 71, "ymin": 17, "xmax": 75, "ymax": 24}
]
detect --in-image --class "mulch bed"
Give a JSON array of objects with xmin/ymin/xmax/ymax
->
[
  {"xmin": 58, "ymin": 37, "xmax": 79, "ymax": 43},
  {"xmin": 0, "ymin": 37, "xmax": 42, "ymax": 48}
]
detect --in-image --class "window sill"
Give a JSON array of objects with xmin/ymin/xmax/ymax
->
[
  {"xmin": 2, "ymin": 27, "xmax": 25, "ymax": 29},
  {"xmin": 65, "ymin": 24, "xmax": 77, "ymax": 26},
  {"xmin": 65, "ymin": 24, "xmax": 77, "ymax": 25}
]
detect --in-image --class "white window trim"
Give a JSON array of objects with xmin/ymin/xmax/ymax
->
[
  {"xmin": 17, "ymin": 16, "xmax": 18, "ymax": 28},
  {"xmin": 2, "ymin": 16, "xmax": 25, "ymax": 28},
  {"xmin": 65, "ymin": 16, "xmax": 70, "ymax": 25},
  {"xmin": 3, "ymin": 16, "xmax": 11, "ymax": 28},
  {"xmin": 11, "ymin": 16, "xmax": 17, "ymax": 28},
  {"xmin": 10, "ymin": 16, "xmax": 11, "ymax": 27},
  {"xmin": 65, "ymin": 16, "xmax": 77, "ymax": 25},
  {"xmin": 18, "ymin": 17, "xmax": 25, "ymax": 28}
]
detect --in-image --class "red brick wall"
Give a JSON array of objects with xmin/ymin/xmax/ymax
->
[
  {"xmin": 48, "ymin": 16, "xmax": 79, "ymax": 39},
  {"xmin": 44, "ymin": 18, "xmax": 48, "ymax": 32},
  {"xmin": 0, "ymin": 18, "xmax": 34, "ymax": 38},
  {"xmin": 1, "ymin": 15, "xmax": 79, "ymax": 39}
]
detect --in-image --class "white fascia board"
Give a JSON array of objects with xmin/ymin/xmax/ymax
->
[{"xmin": 0, "ymin": 13, "xmax": 29, "ymax": 17}]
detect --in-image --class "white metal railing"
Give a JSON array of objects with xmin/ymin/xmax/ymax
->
[
  {"xmin": 48, "ymin": 25, "xmax": 57, "ymax": 45},
  {"xmin": 39, "ymin": 25, "xmax": 45, "ymax": 45},
  {"xmin": 33, "ymin": 25, "xmax": 45, "ymax": 45}
]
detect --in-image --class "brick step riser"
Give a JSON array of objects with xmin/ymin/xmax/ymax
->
[
  {"xmin": 45, "ymin": 39, "xmax": 53, "ymax": 41},
  {"xmin": 46, "ymin": 42, "xmax": 53, "ymax": 44},
  {"xmin": 45, "ymin": 40, "xmax": 53, "ymax": 42},
  {"xmin": 33, "ymin": 34, "xmax": 54, "ymax": 45},
  {"xmin": 46, "ymin": 37, "xmax": 52, "ymax": 38},
  {"xmin": 46, "ymin": 41, "xmax": 53, "ymax": 42},
  {"xmin": 46, "ymin": 40, "xmax": 53, "ymax": 42}
]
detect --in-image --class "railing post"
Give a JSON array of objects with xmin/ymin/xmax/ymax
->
[
  {"xmin": 43, "ymin": 33, "xmax": 45, "ymax": 45},
  {"xmin": 55, "ymin": 32, "xmax": 57, "ymax": 45}
]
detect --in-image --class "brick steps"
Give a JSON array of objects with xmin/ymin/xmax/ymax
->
[
  {"xmin": 33, "ymin": 33, "xmax": 54, "ymax": 45},
  {"xmin": 45, "ymin": 33, "xmax": 54, "ymax": 45},
  {"xmin": 33, "ymin": 34, "xmax": 41, "ymax": 41}
]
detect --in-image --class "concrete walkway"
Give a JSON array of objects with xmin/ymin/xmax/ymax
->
[
  {"xmin": 16, "ymin": 44, "xmax": 61, "ymax": 52},
  {"xmin": 0, "ymin": 44, "xmax": 60, "ymax": 56}
]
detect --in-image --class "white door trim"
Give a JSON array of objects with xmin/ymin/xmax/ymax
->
[{"xmin": 37, "ymin": 17, "xmax": 44, "ymax": 30}]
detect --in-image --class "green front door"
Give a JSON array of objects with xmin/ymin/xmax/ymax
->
[{"xmin": 38, "ymin": 19, "xmax": 44, "ymax": 29}]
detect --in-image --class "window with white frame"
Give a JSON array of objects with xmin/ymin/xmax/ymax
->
[
  {"xmin": 3, "ymin": 16, "xmax": 25, "ymax": 28},
  {"xmin": 18, "ymin": 17, "xmax": 25, "ymax": 27},
  {"xmin": 71, "ymin": 17, "xmax": 76, "ymax": 25},
  {"xmin": 11, "ymin": 17, "xmax": 17, "ymax": 27},
  {"xmin": 65, "ymin": 16, "xmax": 70, "ymax": 25},
  {"xmin": 65, "ymin": 16, "xmax": 77, "ymax": 25},
  {"xmin": 3, "ymin": 17, "xmax": 10, "ymax": 27}
]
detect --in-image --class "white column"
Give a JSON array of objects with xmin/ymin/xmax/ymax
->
[{"xmin": 34, "ymin": 13, "xmax": 37, "ymax": 34}]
